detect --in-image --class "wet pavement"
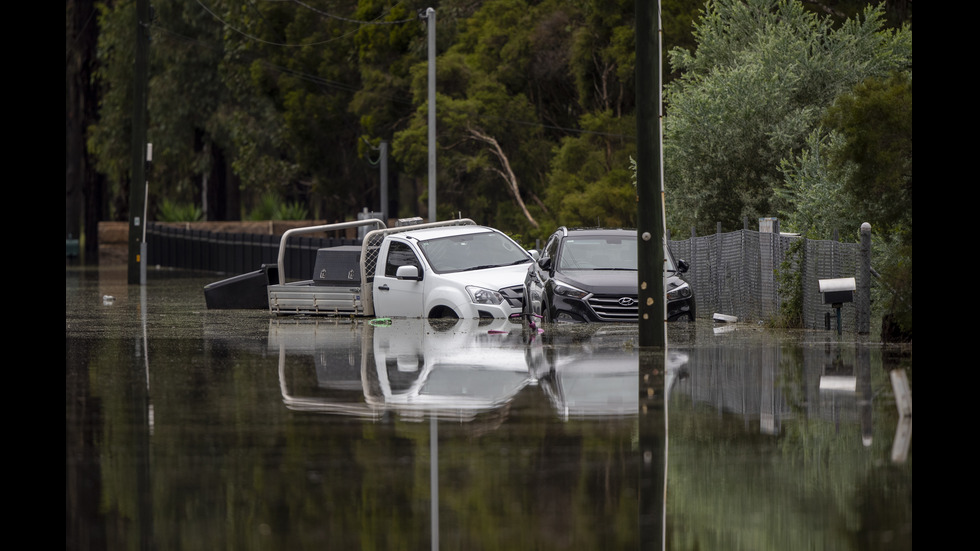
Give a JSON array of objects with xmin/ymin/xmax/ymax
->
[{"xmin": 66, "ymin": 266, "xmax": 912, "ymax": 550}]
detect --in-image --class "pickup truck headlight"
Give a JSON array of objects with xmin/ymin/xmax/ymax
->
[
  {"xmin": 666, "ymin": 281, "xmax": 692, "ymax": 301},
  {"xmin": 466, "ymin": 286, "xmax": 504, "ymax": 305}
]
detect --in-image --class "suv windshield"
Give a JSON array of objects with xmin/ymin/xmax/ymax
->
[
  {"xmin": 419, "ymin": 231, "xmax": 530, "ymax": 273},
  {"xmin": 558, "ymin": 235, "xmax": 677, "ymax": 272}
]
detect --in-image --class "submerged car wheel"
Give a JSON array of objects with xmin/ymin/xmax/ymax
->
[{"xmin": 429, "ymin": 306, "xmax": 459, "ymax": 320}]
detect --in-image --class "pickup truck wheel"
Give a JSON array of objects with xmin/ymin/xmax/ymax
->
[{"xmin": 429, "ymin": 306, "xmax": 459, "ymax": 320}]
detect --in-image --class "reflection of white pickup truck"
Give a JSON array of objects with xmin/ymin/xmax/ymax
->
[{"xmin": 266, "ymin": 219, "xmax": 532, "ymax": 319}]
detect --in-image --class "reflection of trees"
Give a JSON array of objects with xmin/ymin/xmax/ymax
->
[
  {"xmin": 666, "ymin": 345, "xmax": 912, "ymax": 550},
  {"xmin": 76, "ymin": 323, "xmax": 640, "ymax": 548},
  {"xmin": 437, "ymin": 402, "xmax": 638, "ymax": 548}
]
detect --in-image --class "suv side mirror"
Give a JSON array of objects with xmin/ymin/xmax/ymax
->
[
  {"xmin": 538, "ymin": 256, "xmax": 552, "ymax": 271},
  {"xmin": 677, "ymin": 259, "xmax": 689, "ymax": 273}
]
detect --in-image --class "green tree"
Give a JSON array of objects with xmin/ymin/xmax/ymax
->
[
  {"xmin": 87, "ymin": 0, "xmax": 138, "ymax": 220},
  {"xmin": 67, "ymin": 0, "xmax": 106, "ymax": 254},
  {"xmin": 545, "ymin": 110, "xmax": 637, "ymax": 229},
  {"xmin": 777, "ymin": 130, "xmax": 859, "ymax": 239},
  {"xmin": 148, "ymin": 1, "xmax": 241, "ymax": 220},
  {"xmin": 777, "ymin": 70, "xmax": 912, "ymax": 335},
  {"xmin": 794, "ymin": 71, "xmax": 912, "ymax": 335},
  {"xmin": 662, "ymin": 0, "xmax": 911, "ymax": 235},
  {"xmin": 392, "ymin": 1, "xmax": 564, "ymax": 232},
  {"xmin": 825, "ymin": 71, "xmax": 912, "ymax": 237}
]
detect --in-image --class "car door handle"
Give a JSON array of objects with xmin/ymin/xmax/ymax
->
[{"xmin": 378, "ymin": 284, "xmax": 389, "ymax": 291}]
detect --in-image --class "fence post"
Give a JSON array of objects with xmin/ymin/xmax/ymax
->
[
  {"xmin": 758, "ymin": 218, "xmax": 779, "ymax": 321},
  {"xmin": 857, "ymin": 222, "xmax": 871, "ymax": 335}
]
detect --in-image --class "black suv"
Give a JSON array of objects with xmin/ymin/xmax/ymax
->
[{"xmin": 524, "ymin": 227, "xmax": 695, "ymax": 322}]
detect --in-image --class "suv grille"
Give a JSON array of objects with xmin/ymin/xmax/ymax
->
[{"xmin": 587, "ymin": 295, "xmax": 638, "ymax": 321}]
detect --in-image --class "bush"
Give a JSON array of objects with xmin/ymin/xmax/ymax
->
[
  {"xmin": 769, "ymin": 238, "xmax": 804, "ymax": 328},
  {"xmin": 247, "ymin": 193, "xmax": 309, "ymax": 221},
  {"xmin": 157, "ymin": 198, "xmax": 202, "ymax": 222}
]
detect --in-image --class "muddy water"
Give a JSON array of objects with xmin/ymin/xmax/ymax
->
[{"xmin": 66, "ymin": 266, "xmax": 911, "ymax": 550}]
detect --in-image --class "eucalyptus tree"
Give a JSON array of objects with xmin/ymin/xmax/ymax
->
[
  {"xmin": 391, "ymin": 0, "xmax": 562, "ymax": 233},
  {"xmin": 216, "ymin": 0, "xmax": 386, "ymax": 219},
  {"xmin": 87, "ymin": 0, "xmax": 138, "ymax": 220},
  {"xmin": 87, "ymin": 0, "xmax": 278, "ymax": 221},
  {"xmin": 147, "ymin": 1, "xmax": 240, "ymax": 220}
]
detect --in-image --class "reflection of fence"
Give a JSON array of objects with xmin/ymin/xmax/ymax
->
[
  {"xmin": 669, "ymin": 227, "xmax": 866, "ymax": 330},
  {"xmin": 670, "ymin": 337, "xmax": 878, "ymax": 437}
]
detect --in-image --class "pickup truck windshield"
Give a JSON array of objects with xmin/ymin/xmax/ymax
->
[{"xmin": 418, "ymin": 231, "xmax": 531, "ymax": 274}]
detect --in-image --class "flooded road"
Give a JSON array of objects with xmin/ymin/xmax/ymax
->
[{"xmin": 66, "ymin": 266, "xmax": 912, "ymax": 550}]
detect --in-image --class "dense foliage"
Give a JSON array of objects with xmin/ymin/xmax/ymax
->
[
  {"xmin": 69, "ymin": 0, "xmax": 911, "ymax": 328},
  {"xmin": 663, "ymin": 0, "xmax": 911, "ymax": 235},
  {"xmin": 80, "ymin": 0, "xmax": 668, "ymax": 238}
]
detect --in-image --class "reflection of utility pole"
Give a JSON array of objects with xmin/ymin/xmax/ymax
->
[
  {"xmin": 639, "ymin": 350, "xmax": 665, "ymax": 550},
  {"xmin": 430, "ymin": 417, "xmax": 439, "ymax": 551},
  {"xmin": 426, "ymin": 7, "xmax": 436, "ymax": 222}
]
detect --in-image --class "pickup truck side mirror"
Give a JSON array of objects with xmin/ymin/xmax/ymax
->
[
  {"xmin": 528, "ymin": 250, "xmax": 540, "ymax": 262},
  {"xmin": 395, "ymin": 265, "xmax": 422, "ymax": 281}
]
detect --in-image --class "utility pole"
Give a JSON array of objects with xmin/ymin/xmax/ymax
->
[
  {"xmin": 380, "ymin": 140, "xmax": 389, "ymax": 222},
  {"xmin": 636, "ymin": 2, "xmax": 666, "ymax": 348},
  {"xmin": 127, "ymin": 0, "xmax": 150, "ymax": 284},
  {"xmin": 426, "ymin": 7, "xmax": 436, "ymax": 222}
]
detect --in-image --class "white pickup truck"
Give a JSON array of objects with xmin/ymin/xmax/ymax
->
[{"xmin": 264, "ymin": 219, "xmax": 533, "ymax": 319}]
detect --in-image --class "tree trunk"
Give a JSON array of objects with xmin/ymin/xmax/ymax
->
[
  {"xmin": 467, "ymin": 128, "xmax": 539, "ymax": 229},
  {"xmin": 67, "ymin": 0, "xmax": 104, "ymax": 256}
]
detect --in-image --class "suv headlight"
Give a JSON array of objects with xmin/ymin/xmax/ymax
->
[
  {"xmin": 666, "ymin": 281, "xmax": 692, "ymax": 301},
  {"xmin": 466, "ymin": 286, "xmax": 504, "ymax": 305},
  {"xmin": 553, "ymin": 282, "xmax": 589, "ymax": 300}
]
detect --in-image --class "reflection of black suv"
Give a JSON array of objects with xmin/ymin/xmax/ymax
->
[{"xmin": 524, "ymin": 227, "xmax": 695, "ymax": 322}]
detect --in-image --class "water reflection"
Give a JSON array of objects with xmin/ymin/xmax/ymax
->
[
  {"xmin": 274, "ymin": 318, "xmax": 533, "ymax": 421},
  {"xmin": 663, "ymin": 334, "xmax": 912, "ymax": 550},
  {"xmin": 66, "ymin": 272, "xmax": 912, "ymax": 550},
  {"xmin": 272, "ymin": 319, "xmax": 682, "ymax": 422}
]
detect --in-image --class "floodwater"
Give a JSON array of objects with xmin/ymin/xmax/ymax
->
[{"xmin": 66, "ymin": 266, "xmax": 912, "ymax": 550}]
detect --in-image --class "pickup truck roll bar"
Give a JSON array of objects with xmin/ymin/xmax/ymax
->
[{"xmin": 275, "ymin": 219, "xmax": 388, "ymax": 282}]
